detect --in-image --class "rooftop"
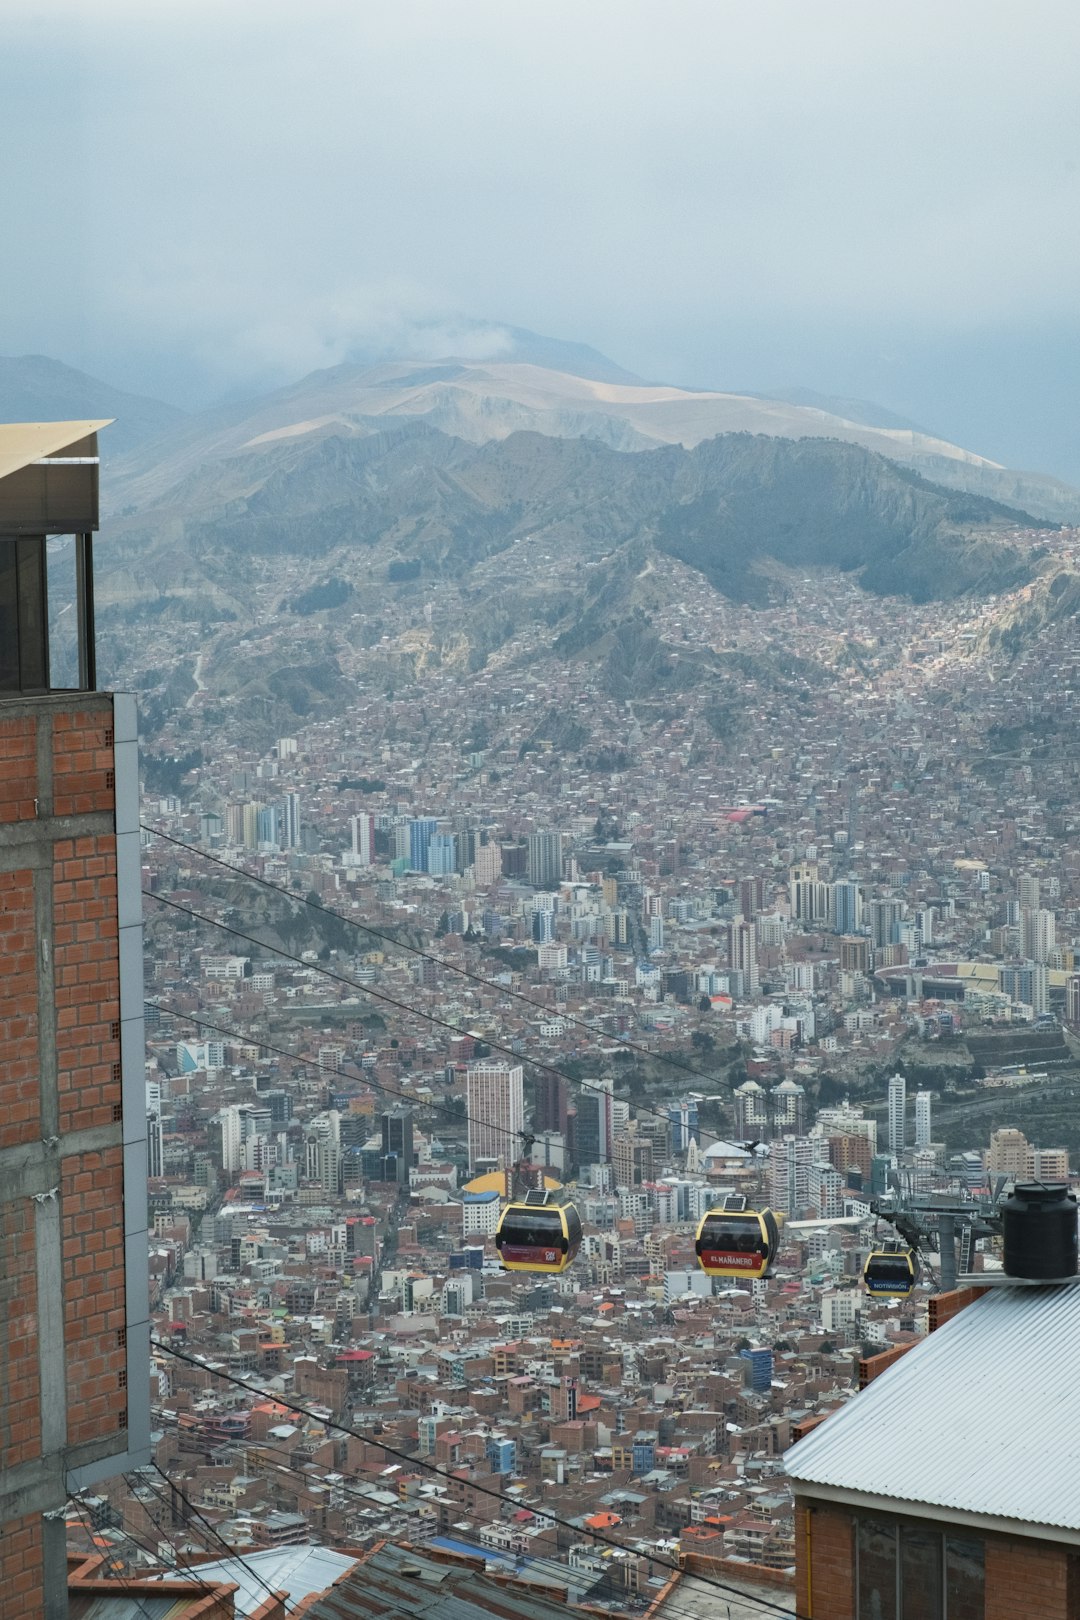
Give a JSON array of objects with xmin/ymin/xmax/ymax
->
[{"xmin": 786, "ymin": 1283, "xmax": 1080, "ymax": 1535}]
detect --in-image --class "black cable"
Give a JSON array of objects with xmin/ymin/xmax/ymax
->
[
  {"xmin": 151, "ymin": 1336, "xmax": 795, "ymax": 1618},
  {"xmin": 147, "ymin": 1408, "xmax": 796, "ymax": 1620},
  {"xmin": 144, "ymin": 888, "xmax": 730, "ymax": 1153},
  {"xmin": 65, "ymin": 1491, "xmax": 161, "ymax": 1619},
  {"xmin": 146, "ymin": 1461, "xmax": 296, "ymax": 1616},
  {"xmin": 120, "ymin": 1472, "xmax": 234, "ymax": 1601},
  {"xmin": 143, "ymin": 823, "xmax": 732, "ymax": 1090},
  {"xmin": 146, "ymin": 998, "xmax": 524, "ymax": 1153}
]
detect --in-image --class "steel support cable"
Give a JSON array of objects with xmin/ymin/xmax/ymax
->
[
  {"xmin": 151, "ymin": 1336, "xmax": 796, "ymax": 1619},
  {"xmin": 143, "ymin": 888, "xmax": 732, "ymax": 1154},
  {"xmin": 142, "ymin": 823, "xmax": 735, "ymax": 1091}
]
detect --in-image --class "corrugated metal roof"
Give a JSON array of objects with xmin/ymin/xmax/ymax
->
[
  {"xmin": 306, "ymin": 1542, "xmax": 576, "ymax": 1620},
  {"xmin": 147, "ymin": 1543, "xmax": 358, "ymax": 1616},
  {"xmin": 785, "ymin": 1284, "xmax": 1080, "ymax": 1529}
]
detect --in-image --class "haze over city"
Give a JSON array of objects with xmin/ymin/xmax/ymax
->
[
  {"xmin": 3, "ymin": 5, "xmax": 1080, "ymax": 1618},
  {"xmin": 5, "ymin": 0, "xmax": 1080, "ymax": 475}
]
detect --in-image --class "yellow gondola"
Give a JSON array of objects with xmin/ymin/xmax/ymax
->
[
  {"xmin": 863, "ymin": 1241, "xmax": 920, "ymax": 1298},
  {"xmin": 495, "ymin": 1188, "xmax": 583, "ymax": 1274},
  {"xmin": 695, "ymin": 1195, "xmax": 780, "ymax": 1279}
]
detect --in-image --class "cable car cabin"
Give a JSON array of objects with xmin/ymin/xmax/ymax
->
[
  {"xmin": 495, "ymin": 1188, "xmax": 582, "ymax": 1274},
  {"xmin": 863, "ymin": 1242, "xmax": 920, "ymax": 1299},
  {"xmin": 695, "ymin": 1197, "xmax": 780, "ymax": 1280}
]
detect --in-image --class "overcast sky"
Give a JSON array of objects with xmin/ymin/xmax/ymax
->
[{"xmin": 5, "ymin": 0, "xmax": 1080, "ymax": 475}]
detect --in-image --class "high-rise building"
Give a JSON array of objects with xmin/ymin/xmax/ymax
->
[
  {"xmin": 915, "ymin": 1090, "xmax": 933, "ymax": 1149},
  {"xmin": 348, "ymin": 813, "xmax": 375, "ymax": 867},
  {"xmin": 1018, "ymin": 874, "xmax": 1041, "ymax": 911},
  {"xmin": 473, "ymin": 840, "xmax": 502, "ymax": 886},
  {"xmin": 613, "ymin": 1128, "xmax": 654, "ymax": 1189},
  {"xmin": 831, "ymin": 880, "xmax": 862, "ymax": 936},
  {"xmin": 666, "ymin": 1099, "xmax": 699, "ymax": 1153},
  {"xmin": 988, "ymin": 1127, "xmax": 1028, "ymax": 1179},
  {"xmin": 282, "ymin": 789, "xmax": 301, "ymax": 849},
  {"xmin": 728, "ymin": 918, "xmax": 759, "ymax": 994},
  {"xmin": 527, "ymin": 829, "xmax": 563, "ymax": 888},
  {"xmin": 1022, "ymin": 907, "xmax": 1056, "ymax": 964},
  {"xmin": 868, "ymin": 898, "xmax": 904, "ymax": 949},
  {"xmin": 772, "ymin": 1079, "xmax": 806, "ymax": 1134},
  {"xmin": 1067, "ymin": 975, "xmax": 1080, "ymax": 1027},
  {"xmin": 147, "ymin": 1112, "xmax": 164, "ymax": 1179},
  {"xmin": 888, "ymin": 1073, "xmax": 906, "ymax": 1154},
  {"xmin": 1000, "ymin": 960, "xmax": 1049, "ymax": 1015},
  {"xmin": 534, "ymin": 1071, "xmax": 570, "ymax": 1138},
  {"xmin": 740, "ymin": 875, "xmax": 767, "ymax": 921},
  {"xmin": 381, "ymin": 1106, "xmax": 415, "ymax": 1182},
  {"xmin": 427, "ymin": 832, "xmax": 456, "ymax": 875},
  {"xmin": 408, "ymin": 817, "xmax": 438, "ymax": 872},
  {"xmin": 769, "ymin": 1135, "xmax": 814, "ymax": 1216},
  {"xmin": 573, "ymin": 1077, "xmax": 613, "ymax": 1170},
  {"xmin": 790, "ymin": 862, "xmax": 829, "ymax": 925},
  {"xmin": 0, "ymin": 421, "xmax": 150, "ymax": 1615},
  {"xmin": 466, "ymin": 1060, "xmax": 525, "ymax": 1169},
  {"xmin": 733, "ymin": 1079, "xmax": 770, "ymax": 1138}
]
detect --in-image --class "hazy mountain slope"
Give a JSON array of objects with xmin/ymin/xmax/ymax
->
[
  {"xmin": 101, "ymin": 355, "xmax": 1080, "ymax": 525},
  {"xmin": 97, "ymin": 425, "xmax": 1038, "ymax": 626},
  {"xmin": 0, "ymin": 355, "xmax": 185, "ymax": 457}
]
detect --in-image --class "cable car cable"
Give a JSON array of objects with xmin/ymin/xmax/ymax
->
[
  {"xmin": 142, "ymin": 824, "xmax": 730, "ymax": 1092},
  {"xmin": 147, "ymin": 1461, "xmax": 300, "ymax": 1615},
  {"xmin": 143, "ymin": 890, "xmax": 733, "ymax": 1154},
  {"xmin": 151, "ymin": 1337, "xmax": 797, "ymax": 1619},
  {"xmin": 146, "ymin": 998, "xmax": 530, "ymax": 1156},
  {"xmin": 65, "ymin": 1491, "xmax": 163, "ymax": 1620}
]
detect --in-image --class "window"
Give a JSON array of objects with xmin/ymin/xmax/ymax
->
[{"xmin": 855, "ymin": 1514, "xmax": 984, "ymax": 1620}]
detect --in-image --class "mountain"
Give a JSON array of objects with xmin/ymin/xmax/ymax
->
[
  {"xmin": 97, "ymin": 422, "xmax": 1038, "ymax": 633},
  {"xmin": 0, "ymin": 355, "xmax": 186, "ymax": 457},
  {"xmin": 102, "ymin": 356, "xmax": 1080, "ymax": 525}
]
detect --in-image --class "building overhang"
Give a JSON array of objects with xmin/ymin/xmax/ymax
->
[{"xmin": 793, "ymin": 1480, "xmax": 1080, "ymax": 1548}]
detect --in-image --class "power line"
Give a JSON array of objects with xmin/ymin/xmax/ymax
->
[
  {"xmin": 151, "ymin": 1336, "xmax": 796, "ymax": 1619},
  {"xmin": 144, "ymin": 889, "xmax": 730, "ymax": 1153},
  {"xmin": 146, "ymin": 1460, "xmax": 296, "ymax": 1616},
  {"xmin": 65, "ymin": 1491, "xmax": 161, "ymax": 1620},
  {"xmin": 143, "ymin": 823, "xmax": 730, "ymax": 1090},
  {"xmin": 148, "ymin": 999, "xmax": 523, "ymax": 1153},
  {"xmin": 120, "ymin": 1472, "xmax": 237, "ymax": 1606},
  {"xmin": 148, "ymin": 1407, "xmax": 795, "ymax": 1620}
]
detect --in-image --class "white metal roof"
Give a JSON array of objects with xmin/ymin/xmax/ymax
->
[
  {"xmin": 150, "ymin": 1543, "xmax": 359, "ymax": 1616},
  {"xmin": 785, "ymin": 1285, "xmax": 1080, "ymax": 1531},
  {"xmin": 0, "ymin": 419, "xmax": 111, "ymax": 481}
]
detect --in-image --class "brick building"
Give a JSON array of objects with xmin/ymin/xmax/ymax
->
[
  {"xmin": 786, "ymin": 1284, "xmax": 1080, "ymax": 1619},
  {"xmin": 0, "ymin": 422, "xmax": 150, "ymax": 1617}
]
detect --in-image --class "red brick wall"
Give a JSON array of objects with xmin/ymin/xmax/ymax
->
[
  {"xmin": 0, "ymin": 700, "xmax": 132, "ymax": 1615},
  {"xmin": 51, "ymin": 709, "xmax": 116, "ymax": 818},
  {"xmin": 794, "ymin": 1498, "xmax": 854, "ymax": 1620},
  {"xmin": 54, "ymin": 833, "xmax": 122, "ymax": 1135},
  {"xmin": 796, "ymin": 1497, "xmax": 1080, "ymax": 1620},
  {"xmin": 0, "ymin": 1201, "xmax": 41, "ymax": 1467},
  {"xmin": 62, "ymin": 1145, "xmax": 129, "ymax": 1447},
  {"xmin": 0, "ymin": 868, "xmax": 39, "ymax": 1148},
  {"xmin": 0, "ymin": 715, "xmax": 37, "ymax": 824},
  {"xmin": 0, "ymin": 1513, "xmax": 46, "ymax": 1620},
  {"xmin": 986, "ymin": 1533, "xmax": 1072, "ymax": 1620}
]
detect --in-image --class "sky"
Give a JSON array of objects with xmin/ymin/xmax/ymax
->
[{"xmin": 4, "ymin": 0, "xmax": 1080, "ymax": 477}]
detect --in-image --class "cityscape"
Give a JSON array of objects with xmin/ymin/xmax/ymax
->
[{"xmin": 4, "ymin": 5, "xmax": 1080, "ymax": 1618}]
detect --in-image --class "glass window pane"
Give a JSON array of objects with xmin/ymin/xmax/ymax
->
[
  {"xmin": 858, "ymin": 1516, "xmax": 897, "ymax": 1620},
  {"xmin": 902, "ymin": 1524, "xmax": 942, "ymax": 1620},
  {"xmin": 0, "ymin": 539, "xmax": 19, "ymax": 690},
  {"xmin": 945, "ymin": 1536, "xmax": 984, "ymax": 1620}
]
